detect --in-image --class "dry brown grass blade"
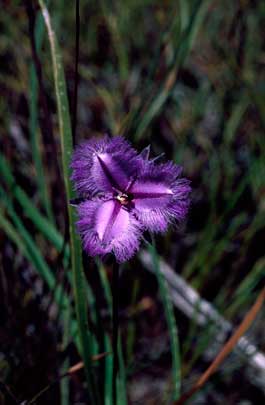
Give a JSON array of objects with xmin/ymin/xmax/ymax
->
[
  {"xmin": 27, "ymin": 352, "xmax": 109, "ymax": 404},
  {"xmin": 67, "ymin": 352, "xmax": 109, "ymax": 375},
  {"xmin": 175, "ymin": 287, "xmax": 265, "ymax": 405}
]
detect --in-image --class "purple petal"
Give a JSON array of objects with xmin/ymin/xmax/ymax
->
[
  {"xmin": 130, "ymin": 181, "xmax": 174, "ymax": 209},
  {"xmin": 130, "ymin": 161, "xmax": 191, "ymax": 232},
  {"xmin": 71, "ymin": 136, "xmax": 139, "ymax": 195},
  {"xmin": 76, "ymin": 199, "xmax": 143, "ymax": 262}
]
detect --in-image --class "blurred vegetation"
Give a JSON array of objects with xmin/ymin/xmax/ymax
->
[{"xmin": 0, "ymin": 0, "xmax": 265, "ymax": 404}]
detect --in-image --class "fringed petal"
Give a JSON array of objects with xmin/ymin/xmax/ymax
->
[
  {"xmin": 76, "ymin": 198, "xmax": 143, "ymax": 262},
  {"xmin": 71, "ymin": 136, "xmax": 139, "ymax": 195},
  {"xmin": 130, "ymin": 160, "xmax": 191, "ymax": 232}
]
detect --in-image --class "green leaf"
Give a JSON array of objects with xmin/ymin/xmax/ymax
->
[
  {"xmin": 134, "ymin": 0, "xmax": 210, "ymax": 140},
  {"xmin": 0, "ymin": 199, "xmax": 72, "ymax": 320},
  {"xmin": 0, "ymin": 153, "xmax": 68, "ymax": 262},
  {"xmin": 149, "ymin": 239, "xmax": 181, "ymax": 401},
  {"xmin": 29, "ymin": 8, "xmax": 54, "ymax": 224},
  {"xmin": 98, "ymin": 261, "xmax": 128, "ymax": 405},
  {"xmin": 38, "ymin": 1, "xmax": 97, "ymax": 402}
]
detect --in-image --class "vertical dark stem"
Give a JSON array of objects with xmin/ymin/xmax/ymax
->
[
  {"xmin": 72, "ymin": 0, "xmax": 80, "ymax": 147},
  {"xmin": 112, "ymin": 259, "xmax": 120, "ymax": 405}
]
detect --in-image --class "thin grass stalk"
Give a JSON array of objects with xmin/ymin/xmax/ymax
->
[
  {"xmin": 28, "ymin": 7, "xmax": 54, "ymax": 223},
  {"xmin": 98, "ymin": 261, "xmax": 127, "ymax": 405},
  {"xmin": 134, "ymin": 0, "xmax": 210, "ymax": 141},
  {"xmin": 60, "ymin": 299, "xmax": 71, "ymax": 405},
  {"xmin": 100, "ymin": 0, "xmax": 129, "ymax": 81},
  {"xmin": 227, "ymin": 257, "xmax": 265, "ymax": 317},
  {"xmin": 149, "ymin": 238, "xmax": 181, "ymax": 401},
  {"xmin": 104, "ymin": 334, "xmax": 114, "ymax": 405},
  {"xmin": 38, "ymin": 1, "xmax": 97, "ymax": 402},
  {"xmin": 0, "ymin": 153, "xmax": 68, "ymax": 260},
  {"xmin": 0, "ymin": 192, "xmax": 55, "ymax": 291},
  {"xmin": 0, "ymin": 192, "xmax": 76, "ymax": 348},
  {"xmin": 98, "ymin": 263, "xmax": 113, "ymax": 405},
  {"xmin": 0, "ymin": 204, "xmax": 72, "ymax": 323},
  {"xmin": 112, "ymin": 260, "xmax": 119, "ymax": 405},
  {"xmin": 25, "ymin": 0, "xmax": 59, "ymax": 224},
  {"xmin": 29, "ymin": 65, "xmax": 54, "ymax": 222},
  {"xmin": 117, "ymin": 334, "xmax": 127, "ymax": 405}
]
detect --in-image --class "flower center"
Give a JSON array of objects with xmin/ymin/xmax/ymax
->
[{"xmin": 116, "ymin": 193, "xmax": 132, "ymax": 205}]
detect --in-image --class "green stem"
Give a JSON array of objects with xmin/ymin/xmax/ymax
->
[
  {"xmin": 149, "ymin": 238, "xmax": 181, "ymax": 401},
  {"xmin": 112, "ymin": 260, "xmax": 120, "ymax": 405}
]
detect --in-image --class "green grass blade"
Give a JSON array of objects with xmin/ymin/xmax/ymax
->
[
  {"xmin": 100, "ymin": 0, "xmax": 129, "ymax": 81},
  {"xmin": 223, "ymin": 96, "xmax": 249, "ymax": 145},
  {"xmin": 192, "ymin": 213, "xmax": 247, "ymax": 290},
  {"xmin": 29, "ymin": 8, "xmax": 54, "ymax": 223},
  {"xmin": 0, "ymin": 209, "xmax": 43, "ymax": 279},
  {"xmin": 179, "ymin": 0, "xmax": 190, "ymax": 32},
  {"xmin": 98, "ymin": 262, "xmax": 127, "ymax": 405},
  {"xmin": 0, "ymin": 192, "xmax": 55, "ymax": 291},
  {"xmin": 0, "ymin": 202, "xmax": 80, "ymax": 351},
  {"xmin": 1, "ymin": 181, "xmax": 96, "ymax": 360},
  {"xmin": 0, "ymin": 200, "xmax": 66, "ymax": 310},
  {"xmin": 0, "ymin": 153, "xmax": 69, "ymax": 261},
  {"xmin": 182, "ymin": 173, "xmax": 249, "ymax": 281},
  {"xmin": 227, "ymin": 257, "xmax": 265, "ymax": 316},
  {"xmin": 149, "ymin": 239, "xmax": 181, "ymax": 401},
  {"xmin": 103, "ymin": 334, "xmax": 114, "ymax": 405},
  {"xmin": 117, "ymin": 333, "xmax": 128, "ymax": 405},
  {"xmin": 134, "ymin": 0, "xmax": 210, "ymax": 140},
  {"xmin": 60, "ymin": 300, "xmax": 71, "ymax": 405},
  {"xmin": 38, "ymin": 1, "xmax": 97, "ymax": 402}
]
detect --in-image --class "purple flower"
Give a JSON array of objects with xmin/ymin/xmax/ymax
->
[{"xmin": 71, "ymin": 136, "xmax": 191, "ymax": 263}]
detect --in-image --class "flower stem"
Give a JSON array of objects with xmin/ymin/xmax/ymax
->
[{"xmin": 112, "ymin": 259, "xmax": 120, "ymax": 404}]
